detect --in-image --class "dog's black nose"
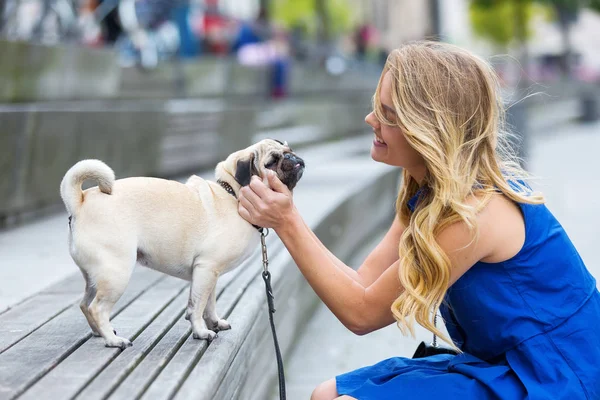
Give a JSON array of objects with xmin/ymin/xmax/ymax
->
[{"xmin": 284, "ymin": 153, "xmax": 305, "ymax": 167}]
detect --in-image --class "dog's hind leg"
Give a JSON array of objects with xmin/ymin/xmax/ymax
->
[
  {"xmin": 79, "ymin": 270, "xmax": 101, "ymax": 336},
  {"xmin": 87, "ymin": 258, "xmax": 135, "ymax": 349},
  {"xmin": 189, "ymin": 263, "xmax": 220, "ymax": 342}
]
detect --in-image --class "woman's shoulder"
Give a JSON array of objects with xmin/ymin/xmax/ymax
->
[{"xmin": 475, "ymin": 191, "xmax": 527, "ymax": 263}]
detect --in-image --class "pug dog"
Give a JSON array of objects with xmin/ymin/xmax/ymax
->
[{"xmin": 60, "ymin": 139, "xmax": 305, "ymax": 348}]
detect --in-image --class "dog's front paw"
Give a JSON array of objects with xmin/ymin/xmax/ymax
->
[
  {"xmin": 192, "ymin": 329, "xmax": 217, "ymax": 342},
  {"xmin": 104, "ymin": 336, "xmax": 133, "ymax": 349}
]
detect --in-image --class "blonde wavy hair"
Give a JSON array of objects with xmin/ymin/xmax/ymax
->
[{"xmin": 373, "ymin": 41, "xmax": 544, "ymax": 348}]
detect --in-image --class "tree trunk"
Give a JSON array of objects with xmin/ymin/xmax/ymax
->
[
  {"xmin": 513, "ymin": 0, "xmax": 530, "ymax": 86},
  {"xmin": 0, "ymin": 0, "xmax": 5, "ymax": 32},
  {"xmin": 510, "ymin": 0, "xmax": 530, "ymax": 168},
  {"xmin": 315, "ymin": 0, "xmax": 330, "ymax": 42},
  {"xmin": 259, "ymin": 0, "xmax": 270, "ymax": 22},
  {"xmin": 555, "ymin": 5, "xmax": 574, "ymax": 79},
  {"xmin": 428, "ymin": 0, "xmax": 441, "ymax": 39}
]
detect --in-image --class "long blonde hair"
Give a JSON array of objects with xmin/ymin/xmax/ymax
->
[{"xmin": 373, "ymin": 41, "xmax": 544, "ymax": 348}]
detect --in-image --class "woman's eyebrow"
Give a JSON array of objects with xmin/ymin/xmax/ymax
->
[{"xmin": 382, "ymin": 103, "xmax": 396, "ymax": 114}]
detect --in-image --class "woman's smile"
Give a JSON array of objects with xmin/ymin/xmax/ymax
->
[{"xmin": 373, "ymin": 133, "xmax": 387, "ymax": 148}]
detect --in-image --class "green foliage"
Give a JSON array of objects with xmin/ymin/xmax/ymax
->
[
  {"xmin": 469, "ymin": 0, "xmax": 600, "ymax": 47},
  {"xmin": 469, "ymin": 1, "xmax": 538, "ymax": 47},
  {"xmin": 272, "ymin": 0, "xmax": 354, "ymax": 36}
]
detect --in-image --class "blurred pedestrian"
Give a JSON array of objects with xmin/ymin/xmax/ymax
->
[
  {"xmin": 269, "ymin": 28, "xmax": 290, "ymax": 99},
  {"xmin": 237, "ymin": 41, "xmax": 600, "ymax": 399},
  {"xmin": 354, "ymin": 24, "xmax": 369, "ymax": 60},
  {"xmin": 201, "ymin": 2, "xmax": 230, "ymax": 55},
  {"xmin": 117, "ymin": 0, "xmax": 180, "ymax": 69}
]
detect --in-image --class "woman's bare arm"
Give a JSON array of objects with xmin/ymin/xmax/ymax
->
[
  {"xmin": 298, "ymin": 215, "xmax": 404, "ymax": 287},
  {"xmin": 238, "ymin": 174, "xmax": 498, "ymax": 335}
]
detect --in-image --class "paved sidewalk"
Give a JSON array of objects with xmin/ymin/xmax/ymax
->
[
  {"xmin": 278, "ymin": 119, "xmax": 600, "ymax": 400},
  {"xmin": 528, "ymin": 120, "xmax": 600, "ymax": 280}
]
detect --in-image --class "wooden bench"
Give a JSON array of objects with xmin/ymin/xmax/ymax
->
[{"xmin": 0, "ymin": 144, "xmax": 400, "ymax": 400}]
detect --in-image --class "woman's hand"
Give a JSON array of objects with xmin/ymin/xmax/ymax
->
[{"xmin": 238, "ymin": 171, "xmax": 295, "ymax": 231}]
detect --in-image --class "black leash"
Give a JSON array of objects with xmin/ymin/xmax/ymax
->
[
  {"xmin": 259, "ymin": 228, "xmax": 286, "ymax": 400},
  {"xmin": 216, "ymin": 180, "xmax": 286, "ymax": 396}
]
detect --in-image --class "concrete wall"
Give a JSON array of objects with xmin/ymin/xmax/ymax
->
[
  {"xmin": 0, "ymin": 40, "xmax": 121, "ymax": 102},
  {"xmin": 0, "ymin": 92, "xmax": 372, "ymax": 227},
  {"xmin": 0, "ymin": 102, "xmax": 163, "ymax": 223},
  {"xmin": 1, "ymin": 40, "xmax": 378, "ymax": 103},
  {"xmin": 119, "ymin": 59, "xmax": 377, "ymax": 100}
]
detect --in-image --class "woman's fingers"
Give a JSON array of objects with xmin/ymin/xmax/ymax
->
[
  {"xmin": 238, "ymin": 175, "xmax": 293, "ymax": 230},
  {"xmin": 267, "ymin": 171, "xmax": 289, "ymax": 194},
  {"xmin": 249, "ymin": 176, "xmax": 271, "ymax": 197},
  {"xmin": 238, "ymin": 202, "xmax": 251, "ymax": 220},
  {"xmin": 239, "ymin": 193, "xmax": 258, "ymax": 216},
  {"xmin": 240, "ymin": 184, "xmax": 263, "ymax": 210}
]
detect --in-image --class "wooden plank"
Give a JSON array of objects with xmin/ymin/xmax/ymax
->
[
  {"xmin": 108, "ymin": 316, "xmax": 191, "ymax": 400},
  {"xmin": 140, "ymin": 251, "xmax": 268, "ymax": 400},
  {"xmin": 138, "ymin": 326, "xmax": 209, "ymax": 400},
  {"xmin": 39, "ymin": 272, "xmax": 85, "ymax": 294},
  {"xmin": 172, "ymin": 248, "xmax": 292, "ymax": 400},
  {"xmin": 0, "ymin": 268, "xmax": 163, "ymax": 400},
  {"xmin": 73, "ymin": 285, "xmax": 189, "ymax": 400},
  {"xmin": 213, "ymin": 256, "xmax": 306, "ymax": 400},
  {"xmin": 112, "ymin": 251, "xmax": 255, "ymax": 400},
  {"xmin": 0, "ymin": 292, "xmax": 81, "ymax": 353},
  {"xmin": 0, "ymin": 268, "xmax": 85, "ymax": 352},
  {"xmin": 19, "ymin": 277, "xmax": 187, "ymax": 400},
  {"xmin": 243, "ymin": 267, "xmax": 319, "ymax": 400},
  {"xmin": 173, "ymin": 277, "xmax": 265, "ymax": 400},
  {"xmin": 212, "ymin": 315, "xmax": 263, "ymax": 400}
]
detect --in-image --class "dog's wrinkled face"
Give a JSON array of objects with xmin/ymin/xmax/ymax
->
[{"xmin": 227, "ymin": 139, "xmax": 305, "ymax": 191}]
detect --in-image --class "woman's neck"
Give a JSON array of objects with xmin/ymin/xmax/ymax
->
[{"xmin": 407, "ymin": 165, "xmax": 428, "ymax": 186}]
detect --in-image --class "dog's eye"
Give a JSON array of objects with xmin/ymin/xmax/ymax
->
[{"xmin": 265, "ymin": 155, "xmax": 279, "ymax": 168}]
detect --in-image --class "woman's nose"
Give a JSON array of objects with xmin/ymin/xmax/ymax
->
[{"xmin": 365, "ymin": 111, "xmax": 379, "ymax": 129}]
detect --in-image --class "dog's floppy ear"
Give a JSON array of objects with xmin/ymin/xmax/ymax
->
[{"xmin": 234, "ymin": 152, "xmax": 259, "ymax": 187}]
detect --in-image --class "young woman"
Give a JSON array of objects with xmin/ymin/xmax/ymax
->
[{"xmin": 238, "ymin": 41, "xmax": 600, "ymax": 399}]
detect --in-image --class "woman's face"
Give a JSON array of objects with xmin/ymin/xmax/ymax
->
[{"xmin": 365, "ymin": 72, "xmax": 427, "ymax": 181}]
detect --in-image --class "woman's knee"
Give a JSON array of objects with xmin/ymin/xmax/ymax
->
[{"xmin": 311, "ymin": 378, "xmax": 338, "ymax": 400}]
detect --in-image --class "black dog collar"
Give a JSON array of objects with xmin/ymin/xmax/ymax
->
[{"xmin": 217, "ymin": 180, "xmax": 262, "ymax": 232}]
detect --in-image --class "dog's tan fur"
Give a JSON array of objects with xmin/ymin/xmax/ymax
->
[{"xmin": 60, "ymin": 139, "xmax": 304, "ymax": 348}]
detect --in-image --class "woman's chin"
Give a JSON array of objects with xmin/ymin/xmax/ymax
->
[{"xmin": 370, "ymin": 145, "xmax": 385, "ymax": 162}]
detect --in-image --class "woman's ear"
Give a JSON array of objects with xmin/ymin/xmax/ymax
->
[{"xmin": 234, "ymin": 152, "xmax": 259, "ymax": 186}]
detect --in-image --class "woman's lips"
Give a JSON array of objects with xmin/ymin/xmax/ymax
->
[{"xmin": 373, "ymin": 135, "xmax": 387, "ymax": 148}]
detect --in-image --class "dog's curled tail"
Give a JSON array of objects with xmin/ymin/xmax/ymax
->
[{"xmin": 60, "ymin": 159, "xmax": 115, "ymax": 215}]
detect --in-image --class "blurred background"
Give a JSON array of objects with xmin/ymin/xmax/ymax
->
[
  {"xmin": 0, "ymin": 1, "xmax": 599, "ymax": 395},
  {"xmin": 1, "ymin": 0, "xmax": 599, "ymax": 224}
]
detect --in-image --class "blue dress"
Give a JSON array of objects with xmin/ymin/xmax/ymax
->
[{"xmin": 336, "ymin": 187, "xmax": 600, "ymax": 399}]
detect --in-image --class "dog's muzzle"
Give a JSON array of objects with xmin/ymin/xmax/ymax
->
[{"xmin": 280, "ymin": 153, "xmax": 305, "ymax": 190}]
